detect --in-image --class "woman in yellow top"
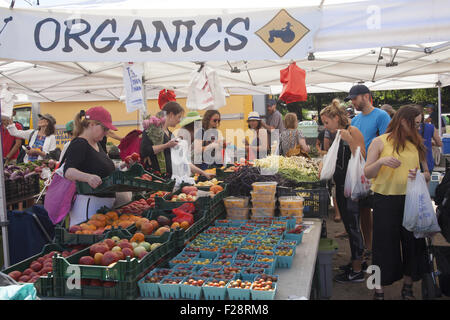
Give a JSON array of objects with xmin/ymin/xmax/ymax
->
[{"xmin": 364, "ymin": 105, "xmax": 430, "ymax": 300}]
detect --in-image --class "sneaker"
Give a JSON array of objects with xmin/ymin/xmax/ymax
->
[
  {"xmin": 339, "ymin": 261, "xmax": 368, "ymax": 272},
  {"xmin": 334, "ymin": 269, "xmax": 365, "ymax": 283}
]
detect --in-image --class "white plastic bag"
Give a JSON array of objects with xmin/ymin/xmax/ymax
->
[
  {"xmin": 344, "ymin": 146, "xmax": 371, "ymax": 200},
  {"xmin": 320, "ymin": 130, "xmax": 341, "ymax": 181},
  {"xmin": 403, "ymin": 170, "xmax": 441, "ymax": 238},
  {"xmin": 186, "ymin": 66, "xmax": 226, "ymax": 111},
  {"xmin": 170, "ymin": 139, "xmax": 195, "ymax": 188},
  {"xmin": 0, "ymin": 84, "xmax": 15, "ymax": 119}
]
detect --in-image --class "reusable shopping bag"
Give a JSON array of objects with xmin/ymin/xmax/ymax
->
[
  {"xmin": 320, "ymin": 130, "xmax": 341, "ymax": 181},
  {"xmin": 44, "ymin": 167, "xmax": 77, "ymax": 225},
  {"xmin": 118, "ymin": 129, "xmax": 142, "ymax": 162},
  {"xmin": 344, "ymin": 146, "xmax": 371, "ymax": 200},
  {"xmin": 403, "ymin": 170, "xmax": 441, "ymax": 238}
]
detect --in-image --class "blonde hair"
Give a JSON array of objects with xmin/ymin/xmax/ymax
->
[
  {"xmin": 73, "ymin": 110, "xmax": 99, "ymax": 138},
  {"xmin": 320, "ymin": 99, "xmax": 349, "ymax": 128},
  {"xmin": 284, "ymin": 113, "xmax": 298, "ymax": 129}
]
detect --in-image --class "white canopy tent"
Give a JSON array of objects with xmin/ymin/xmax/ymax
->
[{"xmin": 1, "ymin": 0, "xmax": 450, "ymax": 268}]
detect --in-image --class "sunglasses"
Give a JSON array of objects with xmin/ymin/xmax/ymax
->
[
  {"xmin": 212, "ymin": 119, "xmax": 221, "ymax": 123},
  {"xmin": 97, "ymin": 122, "xmax": 109, "ymax": 132}
]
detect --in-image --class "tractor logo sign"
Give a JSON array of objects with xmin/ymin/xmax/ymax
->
[
  {"xmin": 255, "ymin": 9, "xmax": 310, "ymax": 57},
  {"xmin": 0, "ymin": 16, "xmax": 12, "ymax": 46}
]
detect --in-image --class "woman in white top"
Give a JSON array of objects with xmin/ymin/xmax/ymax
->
[{"xmin": 7, "ymin": 113, "xmax": 57, "ymax": 163}]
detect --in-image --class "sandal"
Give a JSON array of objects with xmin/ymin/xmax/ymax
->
[
  {"xmin": 334, "ymin": 216, "xmax": 342, "ymax": 222},
  {"xmin": 401, "ymin": 284, "xmax": 416, "ymax": 300},
  {"xmin": 373, "ymin": 292, "xmax": 384, "ymax": 300}
]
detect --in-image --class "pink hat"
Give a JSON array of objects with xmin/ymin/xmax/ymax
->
[{"xmin": 85, "ymin": 106, "xmax": 117, "ymax": 131}]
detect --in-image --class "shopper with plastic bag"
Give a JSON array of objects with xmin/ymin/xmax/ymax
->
[
  {"xmin": 364, "ymin": 105, "xmax": 430, "ymax": 300},
  {"xmin": 344, "ymin": 146, "xmax": 371, "ymax": 201},
  {"xmin": 403, "ymin": 169, "xmax": 440, "ymax": 238},
  {"xmin": 319, "ymin": 100, "xmax": 367, "ymax": 283}
]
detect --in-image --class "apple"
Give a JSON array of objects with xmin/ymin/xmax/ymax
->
[
  {"xmin": 133, "ymin": 246, "xmax": 147, "ymax": 258},
  {"xmin": 139, "ymin": 242, "xmax": 151, "ymax": 252}
]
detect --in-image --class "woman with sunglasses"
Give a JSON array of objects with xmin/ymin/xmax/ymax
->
[
  {"xmin": 6, "ymin": 113, "xmax": 57, "ymax": 163},
  {"xmin": 196, "ymin": 110, "xmax": 226, "ymax": 169},
  {"xmin": 62, "ymin": 107, "xmax": 118, "ymax": 227},
  {"xmin": 364, "ymin": 105, "xmax": 430, "ymax": 300}
]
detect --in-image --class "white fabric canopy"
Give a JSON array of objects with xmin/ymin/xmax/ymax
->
[{"xmin": 0, "ymin": 0, "xmax": 449, "ymax": 102}]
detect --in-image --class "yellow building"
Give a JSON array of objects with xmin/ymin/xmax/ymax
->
[{"xmin": 15, "ymin": 95, "xmax": 253, "ymax": 149}]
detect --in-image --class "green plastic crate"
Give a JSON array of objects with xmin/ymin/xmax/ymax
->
[
  {"xmin": 76, "ymin": 163, "xmax": 175, "ymax": 195},
  {"xmin": 53, "ymin": 229, "xmax": 176, "ymax": 282},
  {"xmin": 53, "ymin": 276, "xmax": 139, "ymax": 300},
  {"xmin": 2, "ymin": 243, "xmax": 78, "ymax": 297}
]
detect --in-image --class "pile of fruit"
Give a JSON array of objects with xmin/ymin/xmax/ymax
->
[
  {"xmin": 170, "ymin": 186, "xmax": 198, "ymax": 202},
  {"xmin": 117, "ymin": 191, "xmax": 170, "ymax": 214},
  {"xmin": 195, "ymin": 178, "xmax": 222, "ymax": 187},
  {"xmin": 251, "ymin": 278, "xmax": 276, "ymax": 291},
  {"xmin": 68, "ymin": 211, "xmax": 140, "ymax": 235},
  {"xmin": 7, "ymin": 245, "xmax": 86, "ymax": 283},
  {"xmin": 77, "ymin": 233, "xmax": 162, "ymax": 267}
]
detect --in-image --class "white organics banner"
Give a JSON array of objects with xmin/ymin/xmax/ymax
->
[
  {"xmin": 0, "ymin": 7, "xmax": 321, "ymax": 62},
  {"xmin": 123, "ymin": 62, "xmax": 145, "ymax": 113}
]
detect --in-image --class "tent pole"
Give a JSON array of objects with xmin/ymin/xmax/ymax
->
[
  {"xmin": 0, "ymin": 124, "xmax": 10, "ymax": 269},
  {"xmin": 438, "ymin": 81, "xmax": 442, "ymax": 138}
]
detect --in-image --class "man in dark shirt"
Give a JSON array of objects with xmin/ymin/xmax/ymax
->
[{"xmin": 261, "ymin": 99, "xmax": 285, "ymax": 133}]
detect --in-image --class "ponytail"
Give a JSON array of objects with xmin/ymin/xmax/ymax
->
[{"xmin": 73, "ymin": 110, "xmax": 90, "ymax": 137}]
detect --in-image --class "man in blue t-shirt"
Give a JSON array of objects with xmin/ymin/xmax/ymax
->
[
  {"xmin": 348, "ymin": 86, "xmax": 391, "ymax": 154},
  {"xmin": 344, "ymin": 84, "xmax": 391, "ymax": 268}
]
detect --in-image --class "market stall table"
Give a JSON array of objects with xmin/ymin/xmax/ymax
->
[{"xmin": 276, "ymin": 218, "xmax": 321, "ymax": 300}]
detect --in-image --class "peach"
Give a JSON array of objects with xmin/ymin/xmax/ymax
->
[
  {"xmin": 121, "ymin": 248, "xmax": 134, "ymax": 258},
  {"xmin": 103, "ymin": 239, "xmax": 115, "ymax": 250},
  {"xmin": 79, "ymin": 256, "xmax": 95, "ymax": 265},
  {"xmin": 101, "ymin": 251, "xmax": 118, "ymax": 266},
  {"xmin": 94, "ymin": 253, "xmax": 104, "ymax": 265}
]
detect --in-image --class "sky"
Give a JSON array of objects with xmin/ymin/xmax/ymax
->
[{"xmin": 2, "ymin": 0, "xmax": 370, "ymax": 9}]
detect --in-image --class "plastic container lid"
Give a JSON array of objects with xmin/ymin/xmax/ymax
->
[
  {"xmin": 252, "ymin": 182, "xmax": 278, "ymax": 192},
  {"xmin": 250, "ymin": 191, "xmax": 276, "ymax": 201},
  {"xmin": 252, "ymin": 182, "xmax": 278, "ymax": 187},
  {"xmin": 251, "ymin": 200, "xmax": 276, "ymax": 208}
]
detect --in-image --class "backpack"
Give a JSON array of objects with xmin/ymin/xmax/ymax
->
[
  {"xmin": 437, "ymin": 187, "xmax": 450, "ymax": 243},
  {"xmin": 118, "ymin": 129, "xmax": 142, "ymax": 162},
  {"xmin": 434, "ymin": 170, "xmax": 450, "ymax": 207}
]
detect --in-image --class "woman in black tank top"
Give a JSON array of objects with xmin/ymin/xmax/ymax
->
[{"xmin": 320, "ymin": 101, "xmax": 367, "ymax": 284}]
